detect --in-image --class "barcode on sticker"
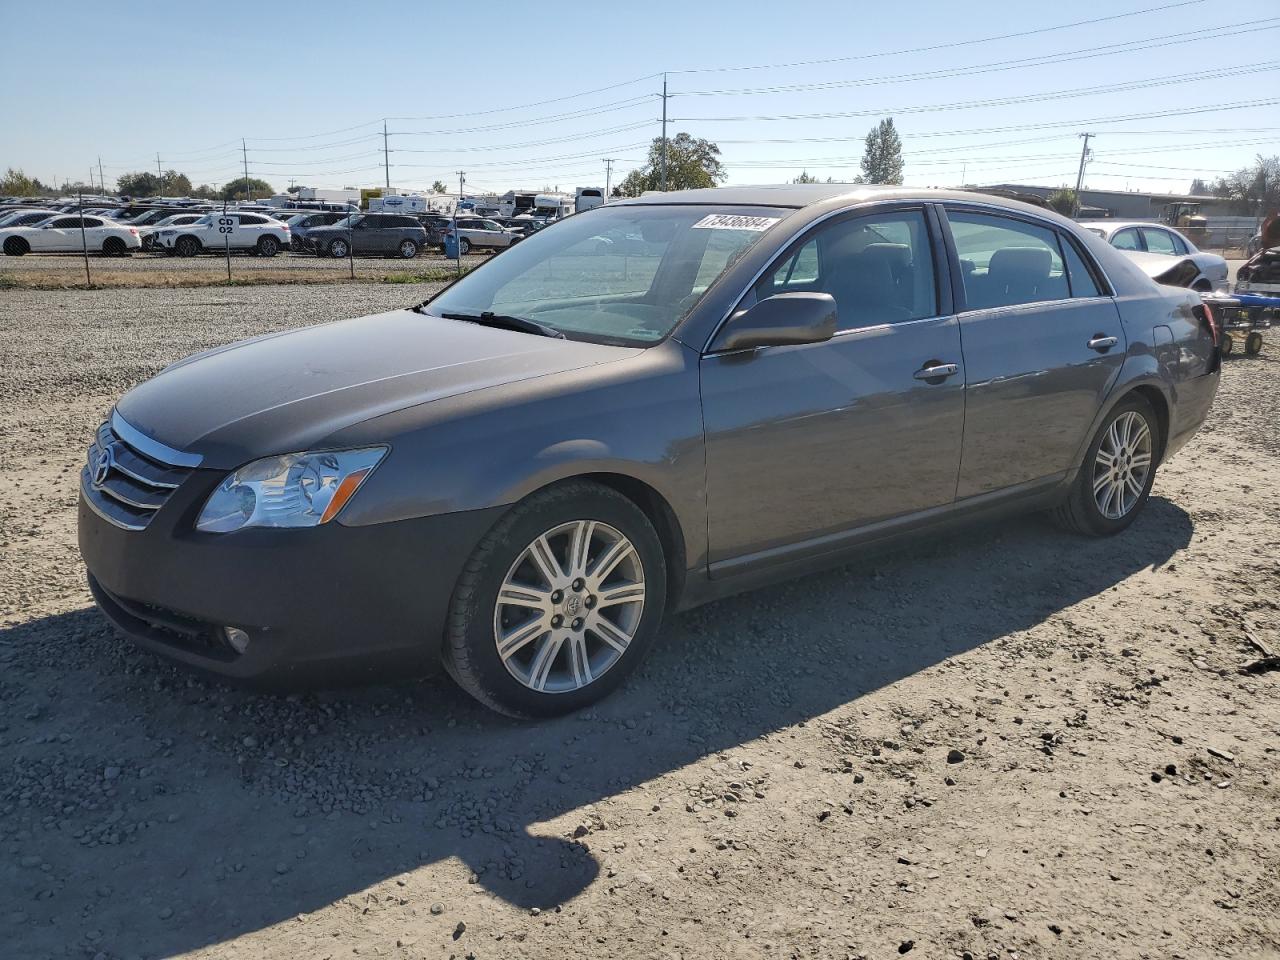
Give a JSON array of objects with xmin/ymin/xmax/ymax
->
[{"xmin": 691, "ymin": 214, "xmax": 780, "ymax": 231}]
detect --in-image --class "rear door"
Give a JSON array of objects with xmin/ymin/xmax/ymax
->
[
  {"xmin": 940, "ymin": 205, "xmax": 1125, "ymax": 499},
  {"xmin": 700, "ymin": 205, "xmax": 966, "ymax": 569}
]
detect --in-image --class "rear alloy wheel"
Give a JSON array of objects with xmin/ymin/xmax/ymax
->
[
  {"xmin": 1245, "ymin": 331, "xmax": 1264, "ymax": 355},
  {"xmin": 256, "ymin": 236, "xmax": 279, "ymax": 257},
  {"xmin": 1051, "ymin": 395, "xmax": 1160, "ymax": 536},
  {"xmin": 102, "ymin": 236, "xmax": 126, "ymax": 257},
  {"xmin": 3, "ymin": 236, "xmax": 29, "ymax": 256},
  {"xmin": 457, "ymin": 237, "xmax": 471, "ymax": 256},
  {"xmin": 175, "ymin": 236, "xmax": 201, "ymax": 258},
  {"xmin": 329, "ymin": 238, "xmax": 349, "ymax": 259},
  {"xmin": 445, "ymin": 481, "xmax": 666, "ymax": 717},
  {"xmin": 398, "ymin": 239, "xmax": 419, "ymax": 259}
]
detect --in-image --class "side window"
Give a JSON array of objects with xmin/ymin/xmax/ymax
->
[
  {"xmin": 50, "ymin": 217, "xmax": 79, "ymax": 228},
  {"xmin": 1141, "ymin": 228, "xmax": 1177, "ymax": 255},
  {"xmin": 947, "ymin": 210, "xmax": 1070, "ymax": 309},
  {"xmin": 1111, "ymin": 228, "xmax": 1142, "ymax": 251},
  {"xmin": 1170, "ymin": 232, "xmax": 1189, "ymax": 255},
  {"xmin": 755, "ymin": 209, "xmax": 937, "ymax": 331},
  {"xmin": 769, "ymin": 239, "xmax": 820, "ymax": 291},
  {"xmin": 239, "ymin": 214, "xmax": 265, "ymax": 225},
  {"xmin": 82, "ymin": 217, "xmax": 103, "ymax": 227},
  {"xmin": 1060, "ymin": 235, "xmax": 1104, "ymax": 298}
]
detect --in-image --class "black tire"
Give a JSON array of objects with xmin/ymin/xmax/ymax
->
[
  {"xmin": 1245, "ymin": 331, "xmax": 1264, "ymax": 356},
  {"xmin": 3, "ymin": 236, "xmax": 29, "ymax": 256},
  {"xmin": 328, "ymin": 238, "xmax": 349, "ymax": 259},
  {"xmin": 102, "ymin": 237, "xmax": 126, "ymax": 257},
  {"xmin": 1220, "ymin": 333, "xmax": 1234, "ymax": 355},
  {"xmin": 1051, "ymin": 394, "xmax": 1161, "ymax": 537},
  {"xmin": 458, "ymin": 237, "xmax": 471, "ymax": 256},
  {"xmin": 175, "ymin": 236, "xmax": 201, "ymax": 258},
  {"xmin": 256, "ymin": 235, "xmax": 280, "ymax": 257},
  {"xmin": 398, "ymin": 239, "xmax": 419, "ymax": 259},
  {"xmin": 444, "ymin": 481, "xmax": 668, "ymax": 718}
]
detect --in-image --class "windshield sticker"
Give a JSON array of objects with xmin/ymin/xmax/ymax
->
[{"xmin": 691, "ymin": 214, "xmax": 780, "ymax": 232}]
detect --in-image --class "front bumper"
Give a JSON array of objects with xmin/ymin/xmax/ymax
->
[{"xmin": 78, "ymin": 471, "xmax": 507, "ymax": 686}]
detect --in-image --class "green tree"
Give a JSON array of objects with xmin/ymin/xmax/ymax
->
[
  {"xmin": 617, "ymin": 132, "xmax": 727, "ymax": 196},
  {"xmin": 116, "ymin": 171, "xmax": 161, "ymax": 196},
  {"xmin": 793, "ymin": 170, "xmax": 819, "ymax": 184},
  {"xmin": 1210, "ymin": 155, "xmax": 1279, "ymax": 215},
  {"xmin": 161, "ymin": 170, "xmax": 192, "ymax": 196},
  {"xmin": 220, "ymin": 177, "xmax": 275, "ymax": 201},
  {"xmin": 431, "ymin": 180, "xmax": 448, "ymax": 194},
  {"xmin": 1188, "ymin": 178, "xmax": 1210, "ymax": 196},
  {"xmin": 857, "ymin": 118, "xmax": 904, "ymax": 185},
  {"xmin": 1047, "ymin": 187, "xmax": 1078, "ymax": 216},
  {"xmin": 191, "ymin": 184, "xmax": 220, "ymax": 200},
  {"xmin": 2, "ymin": 168, "xmax": 42, "ymax": 196}
]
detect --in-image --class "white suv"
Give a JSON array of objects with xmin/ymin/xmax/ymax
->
[{"xmin": 155, "ymin": 212, "xmax": 290, "ymax": 257}]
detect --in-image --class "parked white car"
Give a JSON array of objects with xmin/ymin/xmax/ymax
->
[
  {"xmin": 154, "ymin": 212, "xmax": 290, "ymax": 257},
  {"xmin": 0, "ymin": 208, "xmax": 60, "ymax": 229},
  {"xmin": 0, "ymin": 214, "xmax": 141, "ymax": 256},
  {"xmin": 1078, "ymin": 220, "xmax": 1228, "ymax": 291},
  {"xmin": 137, "ymin": 213, "xmax": 207, "ymax": 250}
]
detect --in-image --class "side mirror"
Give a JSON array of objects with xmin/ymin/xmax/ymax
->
[{"xmin": 713, "ymin": 292, "xmax": 837, "ymax": 352}]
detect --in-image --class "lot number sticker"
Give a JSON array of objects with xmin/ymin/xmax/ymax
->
[
  {"xmin": 218, "ymin": 217, "xmax": 234, "ymax": 234},
  {"xmin": 691, "ymin": 214, "xmax": 780, "ymax": 231}
]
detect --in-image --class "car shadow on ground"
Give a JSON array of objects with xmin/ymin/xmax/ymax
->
[{"xmin": 5, "ymin": 498, "xmax": 1193, "ymax": 958}]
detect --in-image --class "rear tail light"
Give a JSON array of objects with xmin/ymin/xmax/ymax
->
[
  {"xmin": 1194, "ymin": 302, "xmax": 1220, "ymax": 347},
  {"xmin": 128, "ymin": 228, "xmax": 138, "ymax": 235}
]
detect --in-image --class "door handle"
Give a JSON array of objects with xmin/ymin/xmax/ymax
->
[
  {"xmin": 1088, "ymin": 335, "xmax": 1118, "ymax": 352},
  {"xmin": 913, "ymin": 362, "xmax": 959, "ymax": 381}
]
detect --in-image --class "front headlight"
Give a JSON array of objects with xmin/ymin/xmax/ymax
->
[{"xmin": 196, "ymin": 447, "xmax": 387, "ymax": 533}]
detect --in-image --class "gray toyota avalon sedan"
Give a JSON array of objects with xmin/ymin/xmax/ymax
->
[{"xmin": 79, "ymin": 185, "xmax": 1221, "ymax": 717}]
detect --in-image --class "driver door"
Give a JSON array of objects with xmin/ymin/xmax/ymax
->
[
  {"xmin": 699, "ymin": 206, "xmax": 966, "ymax": 572},
  {"xmin": 31, "ymin": 217, "xmax": 81, "ymax": 251}
]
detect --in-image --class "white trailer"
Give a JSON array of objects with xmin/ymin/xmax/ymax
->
[
  {"xmin": 296, "ymin": 187, "xmax": 360, "ymax": 206},
  {"xmin": 575, "ymin": 187, "xmax": 605, "ymax": 213}
]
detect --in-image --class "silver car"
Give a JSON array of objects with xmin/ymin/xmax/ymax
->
[
  {"xmin": 79, "ymin": 185, "xmax": 1220, "ymax": 717},
  {"xmin": 1079, "ymin": 220, "xmax": 1228, "ymax": 292},
  {"xmin": 450, "ymin": 216, "xmax": 520, "ymax": 254}
]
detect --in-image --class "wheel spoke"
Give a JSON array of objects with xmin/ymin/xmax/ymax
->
[
  {"xmin": 1094, "ymin": 448, "xmax": 1116, "ymax": 469},
  {"xmin": 1124, "ymin": 471, "xmax": 1145, "ymax": 500},
  {"xmin": 588, "ymin": 538, "xmax": 634, "ymax": 586},
  {"xmin": 497, "ymin": 584, "xmax": 551, "ymax": 611},
  {"xmin": 568, "ymin": 635, "xmax": 593, "ymax": 687},
  {"xmin": 527, "ymin": 534, "xmax": 564, "ymax": 587},
  {"xmin": 567, "ymin": 520, "xmax": 595, "ymax": 578},
  {"xmin": 588, "ymin": 614, "xmax": 633, "ymax": 654},
  {"xmin": 1130, "ymin": 453, "xmax": 1152, "ymax": 471},
  {"xmin": 595, "ymin": 581, "xmax": 645, "ymax": 608},
  {"xmin": 1093, "ymin": 469, "xmax": 1112, "ymax": 495},
  {"xmin": 497, "ymin": 617, "xmax": 550, "ymax": 661},
  {"xmin": 527, "ymin": 635, "xmax": 564, "ymax": 691}
]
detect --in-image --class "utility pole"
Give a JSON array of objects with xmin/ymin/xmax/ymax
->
[
  {"xmin": 603, "ymin": 158, "xmax": 617, "ymax": 198},
  {"xmin": 660, "ymin": 74, "xmax": 669, "ymax": 192},
  {"xmin": 383, "ymin": 121, "xmax": 392, "ymax": 191},
  {"xmin": 156, "ymin": 153, "xmax": 163, "ymax": 179},
  {"xmin": 453, "ymin": 171, "xmax": 466, "ymax": 276},
  {"xmin": 98, "ymin": 156, "xmax": 105, "ymax": 196},
  {"xmin": 242, "ymin": 138, "xmax": 251, "ymax": 200},
  {"xmin": 1073, "ymin": 132, "xmax": 1093, "ymax": 216}
]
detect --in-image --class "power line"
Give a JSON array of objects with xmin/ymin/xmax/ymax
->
[
  {"xmin": 666, "ymin": 0, "xmax": 1207, "ymax": 74},
  {"xmin": 674, "ymin": 19, "xmax": 1279, "ymax": 97},
  {"xmin": 672, "ymin": 61, "xmax": 1280, "ymax": 123}
]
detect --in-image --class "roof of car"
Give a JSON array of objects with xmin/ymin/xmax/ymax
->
[
  {"xmin": 1078, "ymin": 220, "xmax": 1173, "ymax": 231},
  {"xmin": 615, "ymin": 184, "xmax": 1074, "ymax": 221}
]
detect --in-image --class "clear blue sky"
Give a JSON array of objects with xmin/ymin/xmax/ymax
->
[{"xmin": 2, "ymin": 0, "xmax": 1276, "ymax": 196}]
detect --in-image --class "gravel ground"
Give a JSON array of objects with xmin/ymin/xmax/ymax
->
[
  {"xmin": 0, "ymin": 250, "xmax": 467, "ymax": 285},
  {"xmin": 1, "ymin": 284, "xmax": 1278, "ymax": 960}
]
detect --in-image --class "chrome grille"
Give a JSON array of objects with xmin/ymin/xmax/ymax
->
[{"xmin": 82, "ymin": 414, "xmax": 198, "ymax": 530}]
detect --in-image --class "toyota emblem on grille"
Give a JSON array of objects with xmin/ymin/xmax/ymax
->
[{"xmin": 92, "ymin": 443, "xmax": 117, "ymax": 488}]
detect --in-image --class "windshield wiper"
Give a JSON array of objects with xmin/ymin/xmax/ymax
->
[{"xmin": 433, "ymin": 310, "xmax": 566, "ymax": 339}]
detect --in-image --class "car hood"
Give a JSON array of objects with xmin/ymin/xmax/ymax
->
[{"xmin": 116, "ymin": 309, "xmax": 638, "ymax": 469}]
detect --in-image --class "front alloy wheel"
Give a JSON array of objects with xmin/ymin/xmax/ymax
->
[
  {"xmin": 445, "ymin": 481, "xmax": 666, "ymax": 717},
  {"xmin": 495, "ymin": 520, "xmax": 645, "ymax": 693},
  {"xmin": 329, "ymin": 238, "xmax": 349, "ymax": 258}
]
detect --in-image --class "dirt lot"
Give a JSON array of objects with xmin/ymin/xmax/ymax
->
[{"xmin": 2, "ymin": 284, "xmax": 1278, "ymax": 960}]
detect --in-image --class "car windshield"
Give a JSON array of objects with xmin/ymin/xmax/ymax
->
[
  {"xmin": 335, "ymin": 214, "xmax": 363, "ymax": 228},
  {"xmin": 423, "ymin": 205, "xmax": 783, "ymax": 345}
]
